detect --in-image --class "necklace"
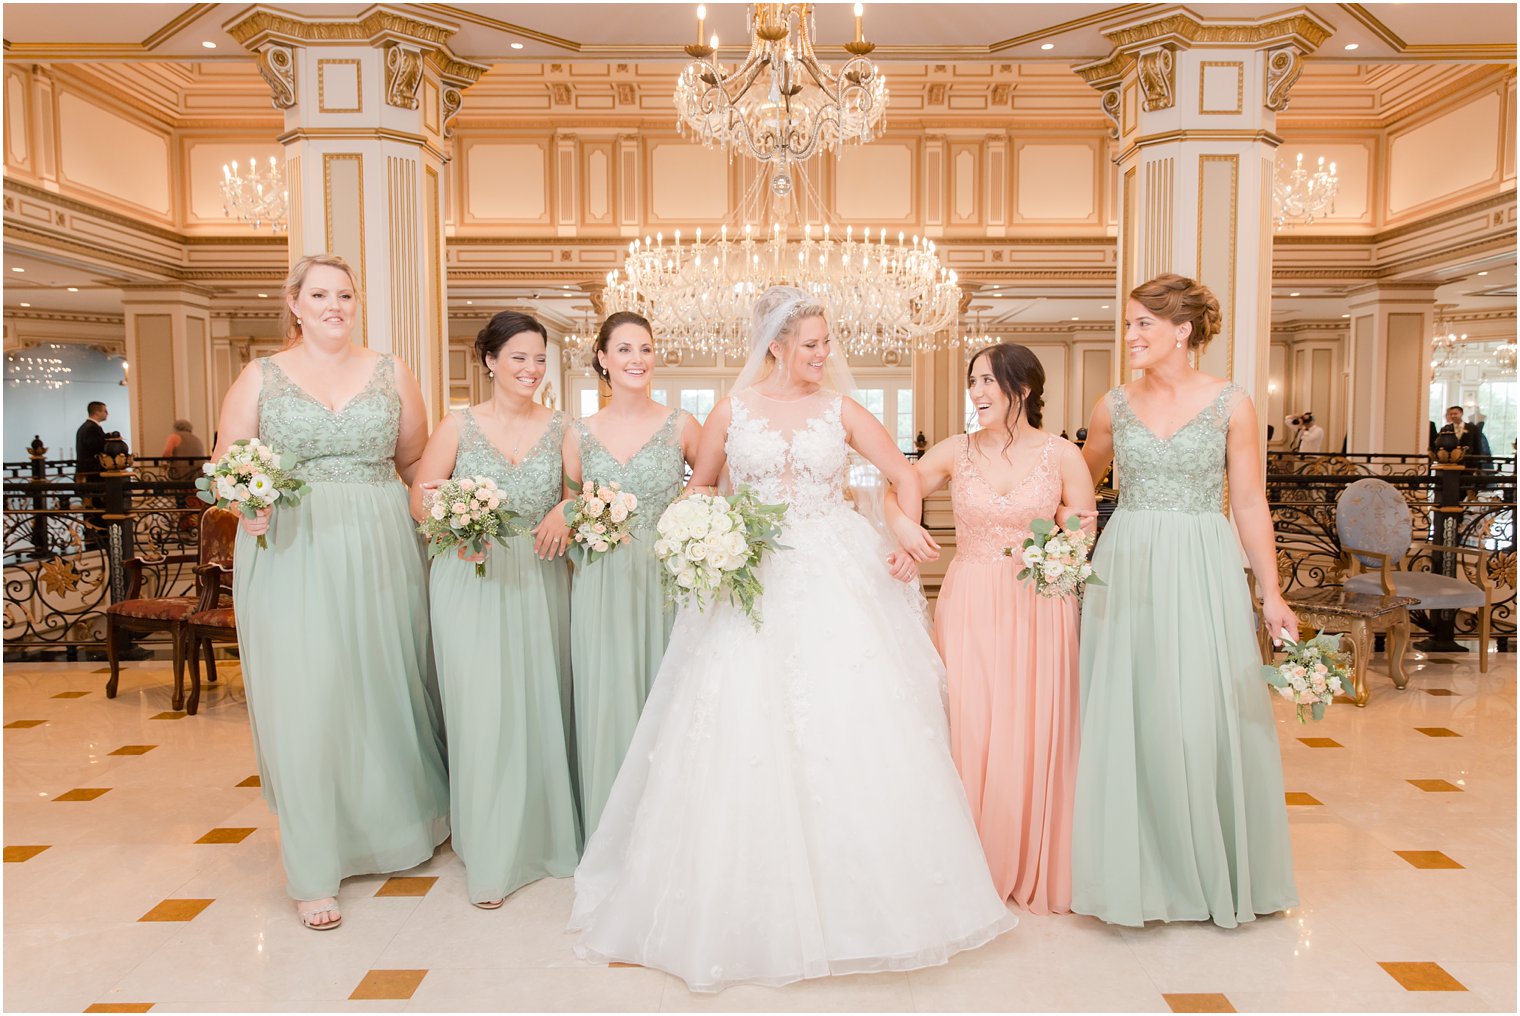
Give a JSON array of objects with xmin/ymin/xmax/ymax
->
[{"xmin": 485, "ymin": 400, "xmax": 537, "ymax": 460}]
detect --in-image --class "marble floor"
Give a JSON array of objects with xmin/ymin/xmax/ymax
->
[{"xmin": 3, "ymin": 648, "xmax": 1514, "ymax": 1013}]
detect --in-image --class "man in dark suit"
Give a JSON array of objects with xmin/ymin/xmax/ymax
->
[
  {"xmin": 74, "ymin": 401, "xmax": 109, "ymax": 550},
  {"xmin": 1435, "ymin": 405, "xmax": 1485, "ymax": 457}
]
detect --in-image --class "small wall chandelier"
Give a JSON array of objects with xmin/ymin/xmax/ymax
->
[
  {"xmin": 1273, "ymin": 151, "xmax": 1338, "ymax": 231},
  {"xmin": 6, "ymin": 344, "xmax": 72, "ymax": 389},
  {"xmin": 674, "ymin": 3, "xmax": 887, "ymax": 196},
  {"xmin": 220, "ymin": 155, "xmax": 288, "ymax": 231}
]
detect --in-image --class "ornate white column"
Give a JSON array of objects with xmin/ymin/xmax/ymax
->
[
  {"xmin": 120, "ymin": 287, "xmax": 214, "ymax": 454},
  {"xmin": 225, "ymin": 5, "xmax": 487, "ymax": 417},
  {"xmin": 1346, "ymin": 284, "xmax": 1438, "ymax": 455},
  {"xmin": 1077, "ymin": 10, "xmax": 1331, "ymax": 434}
]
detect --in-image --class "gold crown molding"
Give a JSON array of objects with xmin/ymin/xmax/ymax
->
[
  {"xmin": 416, "ymin": 4, "xmax": 583, "ymax": 53},
  {"xmin": 1272, "ymin": 320, "xmax": 1351, "ymax": 333},
  {"xmin": 1114, "ymin": 127, "xmax": 1284, "ymax": 162},
  {"xmin": 224, "ymin": 5, "xmax": 489, "ymax": 86},
  {"xmin": 1447, "ymin": 308, "xmax": 1518, "ymax": 323},
  {"xmin": 6, "ymin": 179, "xmax": 187, "ymax": 245},
  {"xmin": 141, "ymin": 4, "xmax": 220, "ymax": 51},
  {"xmin": 210, "ymin": 309, "xmax": 284, "ymax": 319},
  {"xmin": 1275, "ymin": 190, "xmax": 1516, "ymax": 245},
  {"xmin": 2, "ymin": 4, "xmax": 218, "ymax": 59},
  {"xmin": 275, "ymin": 125, "xmax": 448, "ymax": 162},
  {"xmin": 985, "ymin": 5, "xmax": 1154, "ymax": 53},
  {"xmin": 118, "ymin": 282, "xmax": 219, "ymax": 299},
  {"xmin": 1075, "ymin": 8, "xmax": 1334, "ymax": 86},
  {"xmin": 2, "ymin": 309, "xmax": 127, "ymax": 325}
]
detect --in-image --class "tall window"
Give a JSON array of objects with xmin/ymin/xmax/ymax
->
[{"xmin": 1478, "ymin": 379, "xmax": 1517, "ymax": 455}]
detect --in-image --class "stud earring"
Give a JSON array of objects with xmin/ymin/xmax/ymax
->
[
  {"xmin": 1175, "ymin": 339, "xmax": 1184, "ymax": 349},
  {"xmin": 488, "ymin": 369, "xmax": 495, "ymax": 378}
]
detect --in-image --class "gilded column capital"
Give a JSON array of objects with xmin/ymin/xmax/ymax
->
[
  {"xmin": 255, "ymin": 43, "xmax": 297, "ymax": 110},
  {"xmin": 1136, "ymin": 45, "xmax": 1176, "ymax": 112},
  {"xmin": 384, "ymin": 43, "xmax": 424, "ymax": 110},
  {"xmin": 1264, "ymin": 45, "xmax": 1304, "ymax": 112}
]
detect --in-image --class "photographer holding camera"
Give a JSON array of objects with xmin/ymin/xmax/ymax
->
[{"xmin": 1284, "ymin": 409, "xmax": 1325, "ymax": 453}]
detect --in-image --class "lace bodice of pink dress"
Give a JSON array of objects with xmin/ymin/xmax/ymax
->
[{"xmin": 950, "ymin": 432, "xmax": 1062, "ymax": 562}]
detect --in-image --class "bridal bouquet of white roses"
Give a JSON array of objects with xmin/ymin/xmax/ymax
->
[
  {"xmin": 1263, "ymin": 632, "xmax": 1351, "ymax": 724},
  {"xmin": 653, "ymin": 486, "xmax": 787, "ymax": 629},
  {"xmin": 417, "ymin": 475, "xmax": 523, "ymax": 577},
  {"xmin": 562, "ymin": 478, "xmax": 638, "ymax": 567},
  {"xmin": 195, "ymin": 438, "xmax": 309, "ymax": 549},
  {"xmin": 1005, "ymin": 516, "xmax": 1102, "ymax": 598}
]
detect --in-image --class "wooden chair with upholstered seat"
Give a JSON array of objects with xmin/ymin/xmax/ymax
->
[
  {"xmin": 183, "ymin": 508, "xmax": 240, "ymax": 715},
  {"xmin": 104, "ymin": 506, "xmax": 240, "ymax": 712},
  {"xmin": 1335, "ymin": 477, "xmax": 1492, "ymax": 673}
]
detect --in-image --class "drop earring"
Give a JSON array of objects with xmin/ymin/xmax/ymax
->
[{"xmin": 488, "ymin": 369, "xmax": 495, "ymax": 378}]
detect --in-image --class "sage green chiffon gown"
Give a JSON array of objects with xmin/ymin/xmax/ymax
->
[
  {"xmin": 1071, "ymin": 383, "xmax": 1298, "ymax": 928},
  {"xmin": 233, "ymin": 355, "xmax": 450, "ymax": 902},
  {"xmin": 429, "ymin": 408, "xmax": 581, "ymax": 904},
  {"xmin": 570, "ymin": 409, "xmax": 688, "ymax": 841}
]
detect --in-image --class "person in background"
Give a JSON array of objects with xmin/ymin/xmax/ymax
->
[
  {"xmin": 161, "ymin": 419, "xmax": 207, "ymax": 481},
  {"xmin": 74, "ymin": 401, "xmax": 109, "ymax": 549},
  {"xmin": 1284, "ymin": 410, "xmax": 1324, "ymax": 452},
  {"xmin": 1437, "ymin": 405, "xmax": 1486, "ymax": 457}
]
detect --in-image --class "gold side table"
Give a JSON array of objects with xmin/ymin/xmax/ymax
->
[{"xmin": 1284, "ymin": 588, "xmax": 1420, "ymax": 707}]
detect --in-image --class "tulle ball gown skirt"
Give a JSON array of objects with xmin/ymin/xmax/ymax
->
[
  {"xmin": 1071, "ymin": 507, "xmax": 1298, "ymax": 928},
  {"xmin": 570, "ymin": 509, "xmax": 1017, "ymax": 992},
  {"xmin": 934, "ymin": 556, "xmax": 1079, "ymax": 914},
  {"xmin": 233, "ymin": 480, "xmax": 450, "ymax": 901}
]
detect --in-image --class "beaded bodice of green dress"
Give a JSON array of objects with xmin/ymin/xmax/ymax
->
[
  {"xmin": 454, "ymin": 408, "xmax": 565, "ymax": 524},
  {"xmin": 574, "ymin": 410, "xmax": 687, "ymax": 535},
  {"xmin": 257, "ymin": 355, "xmax": 399, "ymax": 483},
  {"xmin": 1107, "ymin": 383, "xmax": 1242, "ymax": 514}
]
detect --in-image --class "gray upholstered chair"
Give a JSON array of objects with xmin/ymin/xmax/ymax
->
[{"xmin": 1334, "ymin": 478, "xmax": 1491, "ymax": 673}]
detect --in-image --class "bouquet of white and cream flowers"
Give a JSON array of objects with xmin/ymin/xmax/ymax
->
[
  {"xmin": 562, "ymin": 478, "xmax": 638, "ymax": 567},
  {"xmin": 195, "ymin": 438, "xmax": 309, "ymax": 549},
  {"xmin": 1263, "ymin": 632, "xmax": 1351, "ymax": 723},
  {"xmin": 417, "ymin": 475, "xmax": 523, "ymax": 577},
  {"xmin": 1005, "ymin": 516, "xmax": 1101, "ymax": 598},
  {"xmin": 653, "ymin": 486, "xmax": 787, "ymax": 629}
]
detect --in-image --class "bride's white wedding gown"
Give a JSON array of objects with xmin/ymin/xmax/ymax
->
[{"xmin": 569, "ymin": 388, "xmax": 1016, "ymax": 992}]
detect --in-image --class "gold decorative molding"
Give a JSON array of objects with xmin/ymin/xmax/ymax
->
[
  {"xmin": 1199, "ymin": 61, "xmax": 1245, "ymax": 116},
  {"xmin": 277, "ymin": 125, "xmax": 448, "ymax": 163},
  {"xmin": 256, "ymin": 44, "xmax": 297, "ymax": 110},
  {"xmin": 1136, "ymin": 46, "xmax": 1176, "ymax": 112},
  {"xmin": 1264, "ymin": 46, "xmax": 1303, "ymax": 112},
  {"xmin": 384, "ymin": 43, "xmax": 424, "ymax": 110},
  {"xmin": 1075, "ymin": 8, "xmax": 1333, "ymax": 87},
  {"xmin": 441, "ymin": 87, "xmax": 463, "ymax": 138},
  {"xmin": 1336, "ymin": 3, "xmax": 1517, "ymax": 60},
  {"xmin": 317, "ymin": 58, "xmax": 363, "ymax": 114},
  {"xmin": 1099, "ymin": 86, "xmax": 1122, "ymax": 140}
]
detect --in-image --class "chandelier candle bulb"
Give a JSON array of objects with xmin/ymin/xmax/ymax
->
[
  {"xmin": 696, "ymin": 4, "xmax": 706, "ymax": 45},
  {"xmin": 854, "ymin": 3, "xmax": 864, "ymax": 43}
]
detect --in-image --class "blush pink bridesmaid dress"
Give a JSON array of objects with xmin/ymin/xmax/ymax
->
[{"xmin": 933, "ymin": 432, "xmax": 1080, "ymax": 915}]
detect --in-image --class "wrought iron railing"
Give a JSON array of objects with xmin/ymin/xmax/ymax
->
[{"xmin": 3, "ymin": 456, "xmax": 209, "ymax": 483}]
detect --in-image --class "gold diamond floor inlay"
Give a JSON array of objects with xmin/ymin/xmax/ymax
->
[
  {"xmin": 1284, "ymin": 792, "xmax": 1322, "ymax": 806},
  {"xmin": 1298, "ymin": 737, "xmax": 1342, "ymax": 748},
  {"xmin": 1424, "ymin": 688, "xmax": 1457, "ymax": 696},
  {"xmin": 349, "ymin": 969, "xmax": 428, "ymax": 1001},
  {"xmin": 235, "ymin": 775, "xmax": 261, "ymax": 787},
  {"xmin": 149, "ymin": 712, "xmax": 185, "ymax": 721},
  {"xmin": 54, "ymin": 787, "xmax": 110, "ymax": 802},
  {"xmin": 195, "ymin": 827, "xmax": 256, "ymax": 845},
  {"xmin": 4, "ymin": 845, "xmax": 50, "ymax": 862},
  {"xmin": 5, "ymin": 719, "xmax": 46, "ymax": 729},
  {"xmin": 83, "ymin": 1005, "xmax": 155, "ymax": 1013},
  {"xmin": 138, "ymin": 899, "xmax": 213, "ymax": 923},
  {"xmin": 1415, "ymin": 727, "xmax": 1462, "ymax": 737},
  {"xmin": 108, "ymin": 744, "xmax": 157, "ymax": 756},
  {"xmin": 376, "ymin": 876, "xmax": 438, "ymax": 897},
  {"xmin": 1408, "ymin": 778, "xmax": 1463, "ymax": 792},
  {"xmin": 1395, "ymin": 850, "xmax": 1464, "ymax": 869},
  {"xmin": 1163, "ymin": 993, "xmax": 1236, "ymax": 1013},
  {"xmin": 51, "ymin": 690, "xmax": 90, "ymax": 698},
  {"xmin": 1378, "ymin": 961, "xmax": 1468, "ymax": 991}
]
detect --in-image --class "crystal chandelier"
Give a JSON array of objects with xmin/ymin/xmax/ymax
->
[
  {"xmin": 598, "ymin": 217, "xmax": 962, "ymax": 358},
  {"xmin": 220, "ymin": 155, "xmax": 288, "ymax": 231},
  {"xmin": 1273, "ymin": 152, "xmax": 1338, "ymax": 231},
  {"xmin": 1430, "ymin": 305, "xmax": 1467, "ymax": 368},
  {"xmin": 674, "ymin": 3, "xmax": 887, "ymax": 195},
  {"xmin": 1497, "ymin": 340, "xmax": 1517, "ymax": 369},
  {"xmin": 6, "ymin": 344, "xmax": 72, "ymax": 389}
]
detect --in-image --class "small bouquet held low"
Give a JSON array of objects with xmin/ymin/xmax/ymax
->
[
  {"xmin": 1006, "ymin": 516, "xmax": 1102, "ymax": 598},
  {"xmin": 1263, "ymin": 632, "xmax": 1352, "ymax": 723},
  {"xmin": 417, "ymin": 475, "xmax": 523, "ymax": 577},
  {"xmin": 195, "ymin": 438, "xmax": 310, "ymax": 549},
  {"xmin": 562, "ymin": 478, "xmax": 639, "ymax": 567},
  {"xmin": 653, "ymin": 486, "xmax": 787, "ymax": 629}
]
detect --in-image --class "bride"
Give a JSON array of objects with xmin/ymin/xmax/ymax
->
[{"xmin": 569, "ymin": 286, "xmax": 1016, "ymax": 992}]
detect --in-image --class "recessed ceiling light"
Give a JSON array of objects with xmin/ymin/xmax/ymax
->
[
  {"xmin": 1478, "ymin": 271, "xmax": 1488, "ymax": 276},
  {"xmin": 1070, "ymin": 316, "xmax": 1079, "ymax": 321},
  {"xmin": 10, "ymin": 267, "xmax": 23, "ymax": 273},
  {"xmin": 510, "ymin": 42, "xmax": 524, "ymax": 50},
  {"xmin": 67, "ymin": 287, "xmax": 79, "ymax": 292},
  {"xmin": 1289, "ymin": 292, "xmax": 1300, "ymax": 297},
  {"xmin": 1100, "ymin": 304, "xmax": 1109, "ymax": 309},
  {"xmin": 1341, "ymin": 313, "xmax": 1351, "ymax": 318},
  {"xmin": 466, "ymin": 300, "xmax": 474, "ymax": 305},
  {"xmin": 202, "ymin": 40, "xmax": 217, "ymax": 49},
  {"xmin": 19, "ymin": 302, "xmax": 30, "ymax": 307},
  {"xmin": 1343, "ymin": 42, "xmax": 1359, "ymax": 51},
  {"xmin": 1040, "ymin": 43, "xmax": 1054, "ymax": 51},
  {"xmin": 257, "ymin": 293, "xmax": 268, "ymax": 298}
]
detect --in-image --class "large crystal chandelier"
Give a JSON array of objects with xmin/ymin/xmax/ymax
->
[
  {"xmin": 5, "ymin": 345, "xmax": 72, "ymax": 389},
  {"xmin": 1430, "ymin": 304, "xmax": 1466, "ymax": 368},
  {"xmin": 1272, "ymin": 151, "xmax": 1338, "ymax": 231},
  {"xmin": 674, "ymin": 2, "xmax": 887, "ymax": 193},
  {"xmin": 220, "ymin": 155, "xmax": 288, "ymax": 231}
]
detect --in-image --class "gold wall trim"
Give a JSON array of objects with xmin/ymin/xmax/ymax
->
[
  {"xmin": 1198, "ymin": 60, "xmax": 1245, "ymax": 116},
  {"xmin": 317, "ymin": 58, "xmax": 363, "ymax": 115},
  {"xmin": 223, "ymin": 6, "xmax": 489, "ymax": 86},
  {"xmin": 278, "ymin": 125, "xmax": 447, "ymax": 163},
  {"xmin": 1196, "ymin": 154, "xmax": 1240, "ymax": 378},
  {"xmin": 142, "ymin": 4, "xmax": 220, "ymax": 50},
  {"xmin": 321, "ymin": 152, "xmax": 367, "ymax": 344}
]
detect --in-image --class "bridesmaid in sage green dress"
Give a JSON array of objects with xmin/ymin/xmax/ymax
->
[
  {"xmin": 216, "ymin": 254, "xmax": 449, "ymax": 932},
  {"xmin": 566, "ymin": 311, "xmax": 701, "ymax": 841},
  {"xmin": 1072, "ymin": 274, "xmax": 1299, "ymax": 928},
  {"xmin": 412, "ymin": 311, "xmax": 580, "ymax": 908}
]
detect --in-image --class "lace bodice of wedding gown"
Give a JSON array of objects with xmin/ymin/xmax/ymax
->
[{"xmin": 726, "ymin": 389, "xmax": 850, "ymax": 522}]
